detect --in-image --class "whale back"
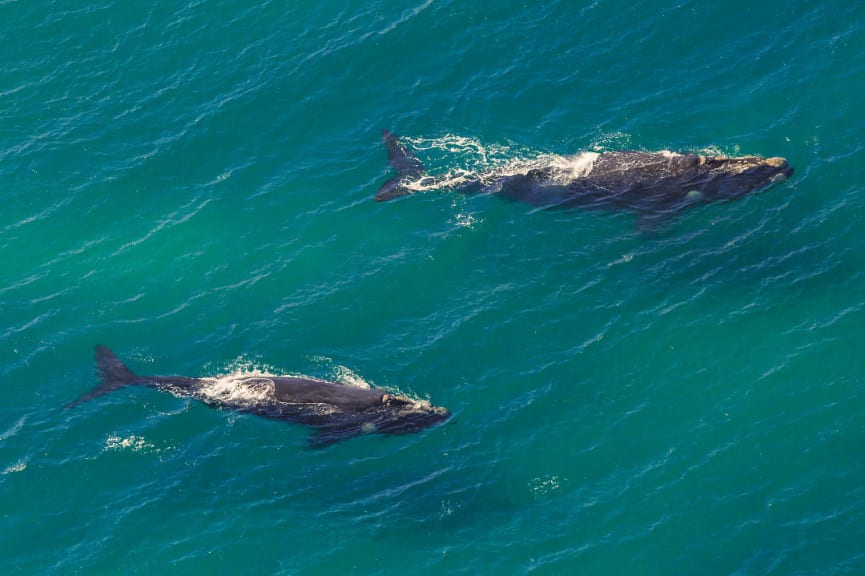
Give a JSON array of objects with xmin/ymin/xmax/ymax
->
[{"xmin": 271, "ymin": 377, "xmax": 384, "ymax": 412}]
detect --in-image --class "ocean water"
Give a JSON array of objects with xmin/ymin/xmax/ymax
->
[{"xmin": 2, "ymin": 1, "xmax": 864, "ymax": 574}]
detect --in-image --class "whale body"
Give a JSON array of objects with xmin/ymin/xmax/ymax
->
[
  {"xmin": 67, "ymin": 346, "xmax": 450, "ymax": 447},
  {"xmin": 376, "ymin": 130, "xmax": 793, "ymax": 225}
]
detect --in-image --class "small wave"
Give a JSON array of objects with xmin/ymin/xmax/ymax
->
[
  {"xmin": 110, "ymin": 196, "xmax": 212, "ymax": 257},
  {"xmin": 378, "ymin": 0, "xmax": 434, "ymax": 36},
  {"xmin": 2, "ymin": 196, "xmax": 75, "ymax": 233}
]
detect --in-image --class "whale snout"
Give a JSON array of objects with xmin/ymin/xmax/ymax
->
[
  {"xmin": 374, "ymin": 397, "xmax": 451, "ymax": 435},
  {"xmin": 434, "ymin": 405, "xmax": 450, "ymax": 418},
  {"xmin": 763, "ymin": 157, "xmax": 793, "ymax": 181},
  {"xmin": 412, "ymin": 399, "xmax": 450, "ymax": 422}
]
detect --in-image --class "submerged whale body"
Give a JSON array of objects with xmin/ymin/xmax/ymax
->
[
  {"xmin": 376, "ymin": 130, "xmax": 793, "ymax": 224},
  {"xmin": 67, "ymin": 346, "xmax": 450, "ymax": 447}
]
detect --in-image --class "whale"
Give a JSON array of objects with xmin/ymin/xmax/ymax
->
[
  {"xmin": 375, "ymin": 130, "xmax": 793, "ymax": 226},
  {"xmin": 67, "ymin": 345, "xmax": 450, "ymax": 448}
]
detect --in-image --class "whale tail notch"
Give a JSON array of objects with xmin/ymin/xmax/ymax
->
[
  {"xmin": 64, "ymin": 345, "xmax": 142, "ymax": 409},
  {"xmin": 375, "ymin": 130, "xmax": 426, "ymax": 201}
]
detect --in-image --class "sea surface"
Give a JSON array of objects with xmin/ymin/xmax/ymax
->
[{"xmin": 2, "ymin": 1, "xmax": 864, "ymax": 574}]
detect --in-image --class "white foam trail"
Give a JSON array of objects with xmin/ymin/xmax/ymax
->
[
  {"xmin": 409, "ymin": 152, "xmax": 599, "ymax": 191},
  {"xmin": 0, "ymin": 416, "xmax": 27, "ymax": 442},
  {"xmin": 402, "ymin": 133, "xmax": 527, "ymax": 170},
  {"xmin": 398, "ymin": 133, "xmax": 601, "ymax": 193}
]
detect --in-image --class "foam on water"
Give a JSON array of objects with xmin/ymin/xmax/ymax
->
[{"xmin": 398, "ymin": 133, "xmax": 600, "ymax": 192}]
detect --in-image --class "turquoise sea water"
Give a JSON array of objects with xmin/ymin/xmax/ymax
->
[{"xmin": 2, "ymin": 1, "xmax": 864, "ymax": 574}]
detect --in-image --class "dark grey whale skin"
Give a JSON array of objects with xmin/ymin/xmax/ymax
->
[
  {"xmin": 376, "ymin": 130, "xmax": 793, "ymax": 224},
  {"xmin": 67, "ymin": 346, "xmax": 450, "ymax": 448}
]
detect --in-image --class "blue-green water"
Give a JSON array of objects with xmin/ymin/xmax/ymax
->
[{"xmin": 2, "ymin": 1, "xmax": 864, "ymax": 574}]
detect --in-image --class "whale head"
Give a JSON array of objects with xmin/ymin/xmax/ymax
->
[
  {"xmin": 699, "ymin": 155, "xmax": 793, "ymax": 202},
  {"xmin": 371, "ymin": 393, "xmax": 451, "ymax": 435}
]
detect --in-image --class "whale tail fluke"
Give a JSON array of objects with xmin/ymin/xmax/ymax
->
[
  {"xmin": 375, "ymin": 130, "xmax": 426, "ymax": 201},
  {"xmin": 64, "ymin": 345, "xmax": 142, "ymax": 409}
]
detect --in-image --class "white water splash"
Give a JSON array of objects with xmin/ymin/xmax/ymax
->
[
  {"xmin": 2, "ymin": 459, "xmax": 27, "ymax": 475},
  {"xmin": 104, "ymin": 434, "xmax": 158, "ymax": 454},
  {"xmin": 590, "ymin": 130, "xmax": 633, "ymax": 152},
  {"xmin": 194, "ymin": 374, "xmax": 277, "ymax": 407},
  {"xmin": 529, "ymin": 475, "xmax": 564, "ymax": 499},
  {"xmin": 544, "ymin": 152, "xmax": 600, "ymax": 183},
  {"xmin": 307, "ymin": 355, "xmax": 374, "ymax": 389},
  {"xmin": 330, "ymin": 365, "xmax": 373, "ymax": 389},
  {"xmin": 205, "ymin": 355, "xmax": 285, "ymax": 379},
  {"xmin": 451, "ymin": 211, "xmax": 482, "ymax": 229}
]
